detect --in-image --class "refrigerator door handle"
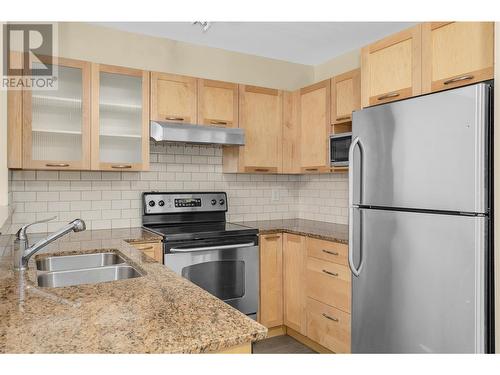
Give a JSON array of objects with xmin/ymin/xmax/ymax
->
[{"xmin": 349, "ymin": 136, "xmax": 363, "ymax": 277}]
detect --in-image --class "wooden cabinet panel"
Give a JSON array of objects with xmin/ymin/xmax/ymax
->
[
  {"xmin": 282, "ymin": 90, "xmax": 301, "ymax": 174},
  {"xmin": 150, "ymin": 72, "xmax": 197, "ymax": 123},
  {"xmin": 306, "ymin": 297, "xmax": 351, "ymax": 353},
  {"xmin": 22, "ymin": 57, "xmax": 92, "ymax": 170},
  {"xmin": 91, "ymin": 64, "xmax": 150, "ymax": 171},
  {"xmin": 306, "ymin": 237, "xmax": 348, "ymax": 267},
  {"xmin": 422, "ymin": 22, "xmax": 494, "ymax": 93},
  {"xmin": 306, "ymin": 257, "xmax": 351, "ymax": 313},
  {"xmin": 361, "ymin": 25, "xmax": 422, "ymax": 107},
  {"xmin": 331, "ymin": 69, "xmax": 360, "ymax": 125},
  {"xmin": 225, "ymin": 85, "xmax": 283, "ymax": 173},
  {"xmin": 283, "ymin": 233, "xmax": 307, "ymax": 335},
  {"xmin": 131, "ymin": 241, "xmax": 163, "ymax": 263},
  {"xmin": 259, "ymin": 234, "xmax": 283, "ymax": 328},
  {"xmin": 299, "ymin": 80, "xmax": 330, "ymax": 173},
  {"xmin": 197, "ymin": 79, "xmax": 238, "ymax": 127}
]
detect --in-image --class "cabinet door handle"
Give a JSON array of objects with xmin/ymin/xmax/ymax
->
[
  {"xmin": 210, "ymin": 120, "xmax": 228, "ymax": 125},
  {"xmin": 443, "ymin": 75, "xmax": 474, "ymax": 85},
  {"xmin": 138, "ymin": 246, "xmax": 154, "ymax": 251},
  {"xmin": 45, "ymin": 163, "xmax": 69, "ymax": 167},
  {"xmin": 166, "ymin": 116, "xmax": 185, "ymax": 121},
  {"xmin": 377, "ymin": 92, "xmax": 400, "ymax": 101},
  {"xmin": 305, "ymin": 168, "xmax": 318, "ymax": 172},
  {"xmin": 254, "ymin": 168, "xmax": 270, "ymax": 172},
  {"xmin": 336, "ymin": 115, "xmax": 351, "ymax": 121},
  {"xmin": 111, "ymin": 165, "xmax": 132, "ymax": 169},
  {"xmin": 322, "ymin": 249, "xmax": 339, "ymax": 256},
  {"xmin": 322, "ymin": 269, "xmax": 339, "ymax": 277},
  {"xmin": 322, "ymin": 313, "xmax": 339, "ymax": 322}
]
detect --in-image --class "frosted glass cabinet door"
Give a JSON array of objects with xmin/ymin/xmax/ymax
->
[
  {"xmin": 22, "ymin": 57, "xmax": 91, "ymax": 170},
  {"xmin": 91, "ymin": 64, "xmax": 150, "ymax": 171}
]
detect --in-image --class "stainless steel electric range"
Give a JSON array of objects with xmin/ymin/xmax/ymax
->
[{"xmin": 142, "ymin": 192, "xmax": 259, "ymax": 319}]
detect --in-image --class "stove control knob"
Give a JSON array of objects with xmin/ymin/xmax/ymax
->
[
  {"xmin": 148, "ymin": 200, "xmax": 156, "ymax": 207},
  {"xmin": 211, "ymin": 199, "xmax": 217, "ymax": 205},
  {"xmin": 219, "ymin": 199, "xmax": 225, "ymax": 206},
  {"xmin": 158, "ymin": 200, "xmax": 165, "ymax": 207}
]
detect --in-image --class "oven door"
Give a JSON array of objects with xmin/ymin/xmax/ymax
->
[
  {"xmin": 164, "ymin": 236, "xmax": 259, "ymax": 317},
  {"xmin": 330, "ymin": 133, "xmax": 352, "ymax": 166}
]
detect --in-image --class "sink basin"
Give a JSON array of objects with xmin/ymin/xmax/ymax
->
[
  {"xmin": 36, "ymin": 252, "xmax": 126, "ymax": 272},
  {"xmin": 37, "ymin": 265, "xmax": 143, "ymax": 288}
]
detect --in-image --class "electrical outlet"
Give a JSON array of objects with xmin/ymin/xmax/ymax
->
[{"xmin": 271, "ymin": 189, "xmax": 280, "ymax": 202}]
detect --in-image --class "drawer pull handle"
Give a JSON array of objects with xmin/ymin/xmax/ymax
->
[
  {"xmin": 254, "ymin": 168, "xmax": 270, "ymax": 172},
  {"xmin": 139, "ymin": 246, "xmax": 154, "ymax": 251},
  {"xmin": 166, "ymin": 116, "xmax": 185, "ymax": 121},
  {"xmin": 322, "ymin": 249, "xmax": 339, "ymax": 256},
  {"xmin": 46, "ymin": 163, "xmax": 69, "ymax": 167},
  {"xmin": 322, "ymin": 269, "xmax": 339, "ymax": 277},
  {"xmin": 444, "ymin": 75, "xmax": 474, "ymax": 85},
  {"xmin": 264, "ymin": 235, "xmax": 281, "ymax": 240},
  {"xmin": 111, "ymin": 165, "xmax": 132, "ymax": 169},
  {"xmin": 210, "ymin": 120, "xmax": 228, "ymax": 125},
  {"xmin": 305, "ymin": 168, "xmax": 318, "ymax": 172},
  {"xmin": 377, "ymin": 92, "xmax": 400, "ymax": 101},
  {"xmin": 336, "ymin": 115, "xmax": 351, "ymax": 121},
  {"xmin": 322, "ymin": 313, "xmax": 339, "ymax": 322}
]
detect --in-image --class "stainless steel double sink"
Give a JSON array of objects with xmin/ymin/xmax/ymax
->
[{"xmin": 35, "ymin": 252, "xmax": 143, "ymax": 288}]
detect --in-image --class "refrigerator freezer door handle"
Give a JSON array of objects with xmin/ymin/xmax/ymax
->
[{"xmin": 349, "ymin": 136, "xmax": 363, "ymax": 277}]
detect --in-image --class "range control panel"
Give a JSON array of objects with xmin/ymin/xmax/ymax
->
[{"xmin": 143, "ymin": 192, "xmax": 227, "ymax": 214}]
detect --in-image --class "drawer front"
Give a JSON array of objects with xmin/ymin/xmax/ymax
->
[
  {"xmin": 306, "ymin": 256, "xmax": 351, "ymax": 313},
  {"xmin": 132, "ymin": 242, "xmax": 163, "ymax": 263},
  {"xmin": 306, "ymin": 237, "xmax": 348, "ymax": 266},
  {"xmin": 307, "ymin": 297, "xmax": 351, "ymax": 353}
]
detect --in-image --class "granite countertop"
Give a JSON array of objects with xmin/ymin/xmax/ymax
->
[
  {"xmin": 235, "ymin": 219, "xmax": 348, "ymax": 244},
  {"xmin": 0, "ymin": 228, "xmax": 266, "ymax": 353}
]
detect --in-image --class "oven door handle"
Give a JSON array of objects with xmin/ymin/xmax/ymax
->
[{"xmin": 169, "ymin": 242, "xmax": 256, "ymax": 253}]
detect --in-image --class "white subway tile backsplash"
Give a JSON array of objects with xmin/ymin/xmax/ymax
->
[{"xmin": 7, "ymin": 144, "xmax": 347, "ymax": 233}]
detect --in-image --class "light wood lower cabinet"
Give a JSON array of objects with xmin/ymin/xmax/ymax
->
[
  {"xmin": 306, "ymin": 237, "xmax": 348, "ymax": 267},
  {"xmin": 259, "ymin": 232, "xmax": 352, "ymax": 353},
  {"xmin": 259, "ymin": 234, "xmax": 284, "ymax": 328},
  {"xmin": 130, "ymin": 241, "xmax": 163, "ymax": 263},
  {"xmin": 306, "ymin": 297, "xmax": 351, "ymax": 353},
  {"xmin": 306, "ymin": 256, "xmax": 351, "ymax": 314},
  {"xmin": 283, "ymin": 233, "xmax": 307, "ymax": 335}
]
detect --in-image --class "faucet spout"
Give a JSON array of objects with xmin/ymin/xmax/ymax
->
[{"xmin": 13, "ymin": 218, "xmax": 86, "ymax": 271}]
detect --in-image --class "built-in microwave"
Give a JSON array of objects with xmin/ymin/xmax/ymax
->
[{"xmin": 330, "ymin": 133, "xmax": 352, "ymax": 167}]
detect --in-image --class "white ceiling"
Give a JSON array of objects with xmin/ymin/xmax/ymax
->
[{"xmin": 96, "ymin": 22, "xmax": 416, "ymax": 66}]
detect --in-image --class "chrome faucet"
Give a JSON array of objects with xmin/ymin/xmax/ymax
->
[{"xmin": 13, "ymin": 217, "xmax": 86, "ymax": 271}]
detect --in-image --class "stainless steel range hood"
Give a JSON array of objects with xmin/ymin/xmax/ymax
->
[{"xmin": 150, "ymin": 121, "xmax": 245, "ymax": 146}]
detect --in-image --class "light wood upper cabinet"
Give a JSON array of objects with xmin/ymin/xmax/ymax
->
[
  {"xmin": 91, "ymin": 64, "xmax": 150, "ymax": 171},
  {"xmin": 422, "ymin": 22, "xmax": 494, "ymax": 93},
  {"xmin": 150, "ymin": 72, "xmax": 197, "ymax": 123},
  {"xmin": 361, "ymin": 24, "xmax": 422, "ymax": 107},
  {"xmin": 224, "ymin": 85, "xmax": 283, "ymax": 173},
  {"xmin": 283, "ymin": 233, "xmax": 307, "ymax": 335},
  {"xmin": 197, "ymin": 79, "xmax": 238, "ymax": 127},
  {"xmin": 22, "ymin": 57, "xmax": 92, "ymax": 170},
  {"xmin": 259, "ymin": 233, "xmax": 284, "ymax": 328},
  {"xmin": 331, "ymin": 69, "xmax": 360, "ymax": 125},
  {"xmin": 299, "ymin": 80, "xmax": 331, "ymax": 173},
  {"xmin": 282, "ymin": 90, "xmax": 301, "ymax": 174}
]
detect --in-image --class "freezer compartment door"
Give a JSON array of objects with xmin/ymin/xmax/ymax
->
[
  {"xmin": 351, "ymin": 208, "xmax": 487, "ymax": 353},
  {"xmin": 351, "ymin": 83, "xmax": 490, "ymax": 213}
]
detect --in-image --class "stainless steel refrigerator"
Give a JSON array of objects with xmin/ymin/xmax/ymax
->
[{"xmin": 349, "ymin": 82, "xmax": 494, "ymax": 353}]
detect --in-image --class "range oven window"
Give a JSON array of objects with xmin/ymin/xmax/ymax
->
[
  {"xmin": 330, "ymin": 133, "xmax": 352, "ymax": 166},
  {"xmin": 181, "ymin": 260, "xmax": 245, "ymax": 300}
]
